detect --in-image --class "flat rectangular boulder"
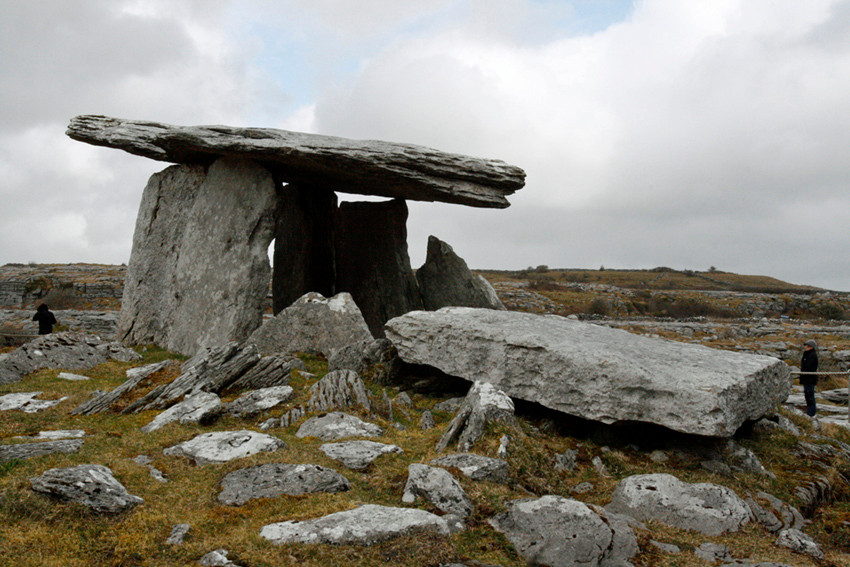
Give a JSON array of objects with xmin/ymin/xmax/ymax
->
[{"xmin": 384, "ymin": 308, "xmax": 791, "ymax": 437}]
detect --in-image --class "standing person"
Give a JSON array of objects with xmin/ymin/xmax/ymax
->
[
  {"xmin": 32, "ymin": 303, "xmax": 57, "ymax": 335},
  {"xmin": 800, "ymin": 339, "xmax": 819, "ymax": 417}
]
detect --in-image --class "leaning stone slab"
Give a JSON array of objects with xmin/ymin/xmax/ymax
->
[
  {"xmin": 489, "ymin": 495, "xmax": 638, "ymax": 567},
  {"xmin": 224, "ymin": 386, "xmax": 294, "ymax": 418},
  {"xmin": 436, "ymin": 381, "xmax": 514, "ymax": 453},
  {"xmin": 402, "ymin": 464, "xmax": 473, "ymax": 519},
  {"xmin": 30, "ymin": 464, "xmax": 143, "ymax": 513},
  {"xmin": 429, "ymin": 453, "xmax": 509, "ymax": 483},
  {"xmin": 67, "ymin": 115, "xmax": 526, "ymax": 209},
  {"xmin": 296, "ymin": 412, "xmax": 384, "ymax": 441},
  {"xmin": 72, "ymin": 360, "xmax": 177, "ymax": 415},
  {"xmin": 606, "ymin": 473, "xmax": 751, "ymax": 536},
  {"xmin": 225, "ymin": 353, "xmax": 306, "ymax": 391},
  {"xmin": 306, "ymin": 369, "xmax": 371, "ymax": 413},
  {"xmin": 218, "ymin": 463, "xmax": 351, "ymax": 506},
  {"xmin": 163, "ymin": 430, "xmax": 285, "ymax": 465},
  {"xmin": 247, "ymin": 292, "xmax": 373, "ymax": 358},
  {"xmin": 386, "ymin": 308, "xmax": 790, "ymax": 437},
  {"xmin": 0, "ymin": 439, "xmax": 84, "ymax": 463},
  {"xmin": 0, "ymin": 392, "xmax": 68, "ymax": 413},
  {"xmin": 260, "ymin": 504, "xmax": 450, "ymax": 545},
  {"xmin": 319, "ymin": 440, "xmax": 403, "ymax": 470},
  {"xmin": 141, "ymin": 392, "xmax": 222, "ymax": 433}
]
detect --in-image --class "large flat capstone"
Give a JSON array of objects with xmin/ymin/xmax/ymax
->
[
  {"xmin": 385, "ymin": 308, "xmax": 791, "ymax": 437},
  {"xmin": 67, "ymin": 115, "xmax": 525, "ymax": 208}
]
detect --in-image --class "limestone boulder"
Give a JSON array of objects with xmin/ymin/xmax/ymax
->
[
  {"xmin": 402, "ymin": 464, "xmax": 473, "ymax": 520},
  {"xmin": 319, "ymin": 441, "xmax": 403, "ymax": 470},
  {"xmin": 327, "ymin": 338, "xmax": 402, "ymax": 385},
  {"xmin": 775, "ymin": 528, "xmax": 824, "ymax": 560},
  {"xmin": 0, "ymin": 392, "xmax": 68, "ymax": 413},
  {"xmin": 386, "ymin": 308, "xmax": 790, "ymax": 437},
  {"xmin": 260, "ymin": 504, "xmax": 450, "ymax": 545},
  {"xmin": 489, "ymin": 495, "xmax": 638, "ymax": 567},
  {"xmin": 141, "ymin": 392, "xmax": 222, "ymax": 433},
  {"xmin": 436, "ymin": 381, "xmax": 515, "ymax": 453},
  {"xmin": 605, "ymin": 473, "xmax": 751, "ymax": 536},
  {"xmin": 416, "ymin": 236, "xmax": 505, "ymax": 311},
  {"xmin": 224, "ymin": 386, "xmax": 294, "ymax": 418},
  {"xmin": 247, "ymin": 292, "xmax": 372, "ymax": 358},
  {"xmin": 429, "ymin": 453, "xmax": 509, "ymax": 483},
  {"xmin": 163, "ymin": 430, "xmax": 285, "ymax": 465},
  {"xmin": 30, "ymin": 464, "xmax": 143, "ymax": 513},
  {"xmin": 295, "ymin": 412, "xmax": 384, "ymax": 442},
  {"xmin": 218, "ymin": 463, "xmax": 351, "ymax": 506},
  {"xmin": 306, "ymin": 369, "xmax": 371, "ymax": 413}
]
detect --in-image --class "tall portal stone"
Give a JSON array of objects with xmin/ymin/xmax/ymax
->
[
  {"xmin": 119, "ymin": 158, "xmax": 277, "ymax": 355},
  {"xmin": 273, "ymin": 183, "xmax": 337, "ymax": 313},
  {"xmin": 334, "ymin": 199, "xmax": 422, "ymax": 336}
]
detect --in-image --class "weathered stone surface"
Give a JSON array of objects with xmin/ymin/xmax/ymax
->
[
  {"xmin": 218, "ymin": 463, "xmax": 351, "ymax": 506},
  {"xmin": 416, "ymin": 236, "xmax": 505, "ymax": 311},
  {"xmin": 247, "ymin": 292, "xmax": 372, "ymax": 358},
  {"xmin": 0, "ymin": 392, "xmax": 68, "ymax": 413},
  {"xmin": 260, "ymin": 504, "xmax": 450, "ymax": 545},
  {"xmin": 72, "ymin": 360, "xmax": 176, "ymax": 415},
  {"xmin": 0, "ymin": 332, "xmax": 141, "ymax": 385},
  {"xmin": 67, "ymin": 115, "xmax": 526, "ymax": 209},
  {"xmin": 57, "ymin": 372, "xmax": 89, "ymax": 381},
  {"xmin": 489, "ymin": 495, "xmax": 638, "ymax": 567},
  {"xmin": 403, "ymin": 464, "xmax": 473, "ymax": 519},
  {"xmin": 306, "ymin": 369, "xmax": 371, "ymax": 413},
  {"xmin": 118, "ymin": 158, "xmax": 277, "ymax": 356},
  {"xmin": 163, "ymin": 430, "xmax": 285, "ymax": 465},
  {"xmin": 327, "ymin": 338, "xmax": 401, "ymax": 385},
  {"xmin": 334, "ymin": 199, "xmax": 422, "ymax": 336},
  {"xmin": 225, "ymin": 353, "xmax": 305, "ymax": 392},
  {"xmin": 436, "ymin": 381, "xmax": 515, "ymax": 453},
  {"xmin": 319, "ymin": 440, "xmax": 403, "ymax": 470},
  {"xmin": 0, "ymin": 439, "xmax": 84, "ymax": 463},
  {"xmin": 165, "ymin": 523, "xmax": 191, "ymax": 545},
  {"xmin": 198, "ymin": 549, "xmax": 242, "ymax": 567},
  {"xmin": 775, "ymin": 528, "xmax": 824, "ymax": 560},
  {"xmin": 429, "ymin": 453, "xmax": 509, "ymax": 483},
  {"xmin": 747, "ymin": 491, "xmax": 804, "ymax": 533},
  {"xmin": 386, "ymin": 308, "xmax": 790, "ymax": 437},
  {"xmin": 224, "ymin": 386, "xmax": 294, "ymax": 418},
  {"xmin": 295, "ymin": 412, "xmax": 384, "ymax": 441},
  {"xmin": 141, "ymin": 392, "xmax": 222, "ymax": 433},
  {"xmin": 606, "ymin": 473, "xmax": 751, "ymax": 536},
  {"xmin": 694, "ymin": 542, "xmax": 732, "ymax": 563},
  {"xmin": 30, "ymin": 464, "xmax": 143, "ymax": 513}
]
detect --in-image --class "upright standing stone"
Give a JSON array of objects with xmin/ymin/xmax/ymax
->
[
  {"xmin": 273, "ymin": 183, "xmax": 337, "ymax": 312},
  {"xmin": 119, "ymin": 158, "xmax": 277, "ymax": 355},
  {"xmin": 334, "ymin": 199, "xmax": 422, "ymax": 336}
]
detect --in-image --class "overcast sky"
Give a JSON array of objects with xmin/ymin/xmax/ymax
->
[{"xmin": 2, "ymin": 0, "xmax": 850, "ymax": 290}]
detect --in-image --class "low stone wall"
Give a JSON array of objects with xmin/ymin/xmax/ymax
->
[{"xmin": 0, "ymin": 309, "xmax": 119, "ymax": 341}]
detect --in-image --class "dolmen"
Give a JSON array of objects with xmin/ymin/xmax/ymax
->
[{"xmin": 67, "ymin": 116, "xmax": 525, "ymax": 355}]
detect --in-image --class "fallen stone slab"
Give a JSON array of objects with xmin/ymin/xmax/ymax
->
[
  {"xmin": 218, "ymin": 463, "xmax": 351, "ymax": 506},
  {"xmin": 296, "ymin": 412, "xmax": 384, "ymax": 441},
  {"xmin": 402, "ymin": 463, "xmax": 473, "ymax": 520},
  {"xmin": 30, "ymin": 464, "xmax": 143, "ymax": 513},
  {"xmin": 141, "ymin": 392, "xmax": 222, "ymax": 433},
  {"xmin": 28, "ymin": 430, "xmax": 86, "ymax": 440},
  {"xmin": 0, "ymin": 392, "xmax": 68, "ymax": 413},
  {"xmin": 605, "ymin": 473, "xmax": 751, "ymax": 536},
  {"xmin": 67, "ymin": 115, "xmax": 526, "ymax": 209},
  {"xmin": 163, "ymin": 430, "xmax": 285, "ymax": 465},
  {"xmin": 260, "ymin": 504, "xmax": 450, "ymax": 545},
  {"xmin": 0, "ymin": 439, "xmax": 84, "ymax": 463},
  {"xmin": 489, "ymin": 495, "xmax": 638, "ymax": 567},
  {"xmin": 247, "ymin": 292, "xmax": 373, "ymax": 358},
  {"xmin": 386, "ymin": 308, "xmax": 790, "ymax": 437},
  {"xmin": 223, "ymin": 386, "xmax": 294, "ymax": 418},
  {"xmin": 429, "ymin": 453, "xmax": 509, "ymax": 483},
  {"xmin": 319, "ymin": 440, "xmax": 403, "ymax": 470}
]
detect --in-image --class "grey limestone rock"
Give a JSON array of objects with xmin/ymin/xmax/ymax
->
[
  {"xmin": 141, "ymin": 392, "xmax": 222, "ymax": 433},
  {"xmin": 775, "ymin": 528, "xmax": 824, "ymax": 560},
  {"xmin": 218, "ymin": 463, "xmax": 351, "ymax": 505},
  {"xmin": 420, "ymin": 410, "xmax": 436, "ymax": 430},
  {"xmin": 166, "ymin": 523, "xmax": 191, "ymax": 545},
  {"xmin": 224, "ymin": 386, "xmax": 294, "ymax": 418},
  {"xmin": 306, "ymin": 369, "xmax": 370, "ymax": 413},
  {"xmin": 30, "ymin": 464, "xmax": 143, "ymax": 513},
  {"xmin": 747, "ymin": 491, "xmax": 804, "ymax": 533},
  {"xmin": 0, "ymin": 439, "xmax": 84, "ymax": 463},
  {"xmin": 403, "ymin": 463, "xmax": 473, "ymax": 520},
  {"xmin": 57, "ymin": 372, "xmax": 89, "ymax": 381},
  {"xmin": 118, "ymin": 158, "xmax": 277, "ymax": 356},
  {"xmin": 606, "ymin": 473, "xmax": 751, "ymax": 536},
  {"xmin": 163, "ymin": 430, "xmax": 285, "ymax": 465},
  {"xmin": 327, "ymin": 338, "xmax": 401, "ymax": 385},
  {"xmin": 319, "ymin": 440, "xmax": 403, "ymax": 470},
  {"xmin": 67, "ymin": 115, "xmax": 525, "ymax": 209},
  {"xmin": 649, "ymin": 540, "xmax": 680, "ymax": 554},
  {"xmin": 429, "ymin": 453, "xmax": 509, "ymax": 483},
  {"xmin": 554, "ymin": 449, "xmax": 579, "ymax": 472},
  {"xmin": 386, "ymin": 308, "xmax": 790, "ymax": 437},
  {"xmin": 436, "ymin": 381, "xmax": 515, "ymax": 453},
  {"xmin": 694, "ymin": 542, "xmax": 732, "ymax": 562},
  {"xmin": 198, "ymin": 549, "xmax": 242, "ymax": 567},
  {"xmin": 247, "ymin": 292, "xmax": 373, "ymax": 358},
  {"xmin": 260, "ymin": 504, "xmax": 450, "ymax": 545},
  {"xmin": 225, "ymin": 353, "xmax": 305, "ymax": 391},
  {"xmin": 72, "ymin": 360, "xmax": 176, "ymax": 415},
  {"xmin": 416, "ymin": 236, "xmax": 505, "ymax": 311},
  {"xmin": 295, "ymin": 412, "xmax": 384, "ymax": 442},
  {"xmin": 489, "ymin": 495, "xmax": 638, "ymax": 567},
  {"xmin": 722, "ymin": 440, "xmax": 775, "ymax": 478},
  {"xmin": 0, "ymin": 392, "xmax": 68, "ymax": 413}
]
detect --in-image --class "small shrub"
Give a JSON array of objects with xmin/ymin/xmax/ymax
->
[{"xmin": 587, "ymin": 298, "xmax": 612, "ymax": 316}]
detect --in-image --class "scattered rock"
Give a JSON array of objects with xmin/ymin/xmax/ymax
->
[
  {"xmin": 430, "ymin": 453, "xmax": 509, "ymax": 483},
  {"xmin": 295, "ymin": 412, "xmax": 384, "ymax": 442},
  {"xmin": 419, "ymin": 410, "xmax": 436, "ymax": 430},
  {"xmin": 0, "ymin": 392, "xmax": 68, "ymax": 413},
  {"xmin": 650, "ymin": 540, "xmax": 680, "ymax": 554},
  {"xmin": 260, "ymin": 504, "xmax": 450, "ymax": 545},
  {"xmin": 775, "ymin": 528, "xmax": 825, "ymax": 560},
  {"xmin": 57, "ymin": 372, "xmax": 89, "ymax": 381},
  {"xmin": 489, "ymin": 495, "xmax": 638, "ymax": 567},
  {"xmin": 306, "ymin": 369, "xmax": 370, "ymax": 413},
  {"xmin": 606, "ymin": 473, "xmax": 751, "ymax": 536},
  {"xmin": 72, "ymin": 360, "xmax": 176, "ymax": 415},
  {"xmin": 198, "ymin": 548, "xmax": 242, "ymax": 567},
  {"xmin": 327, "ymin": 338, "xmax": 401, "ymax": 385},
  {"xmin": 224, "ymin": 386, "xmax": 294, "ymax": 418},
  {"xmin": 141, "ymin": 392, "xmax": 222, "ymax": 433},
  {"xmin": 163, "ymin": 430, "xmax": 285, "ymax": 465},
  {"xmin": 0, "ymin": 439, "xmax": 84, "ymax": 463},
  {"xmin": 319, "ymin": 441, "xmax": 403, "ymax": 471},
  {"xmin": 225, "ymin": 353, "xmax": 306, "ymax": 391},
  {"xmin": 694, "ymin": 542, "xmax": 732, "ymax": 563},
  {"xmin": 572, "ymin": 482, "xmax": 594, "ymax": 494},
  {"xmin": 166, "ymin": 523, "xmax": 191, "ymax": 545},
  {"xmin": 747, "ymin": 492, "xmax": 804, "ymax": 533},
  {"xmin": 402, "ymin": 464, "xmax": 474, "ymax": 520},
  {"xmin": 435, "ymin": 381, "xmax": 514, "ymax": 453},
  {"xmin": 30, "ymin": 464, "xmax": 143, "ymax": 513},
  {"xmin": 218, "ymin": 463, "xmax": 351, "ymax": 506}
]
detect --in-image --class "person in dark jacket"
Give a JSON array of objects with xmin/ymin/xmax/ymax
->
[
  {"xmin": 32, "ymin": 303, "xmax": 57, "ymax": 335},
  {"xmin": 800, "ymin": 339, "xmax": 819, "ymax": 417}
]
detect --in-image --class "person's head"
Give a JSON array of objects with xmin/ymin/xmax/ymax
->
[
  {"xmin": 804, "ymin": 339, "xmax": 817, "ymax": 351},
  {"xmin": 37, "ymin": 303, "xmax": 49, "ymax": 312}
]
